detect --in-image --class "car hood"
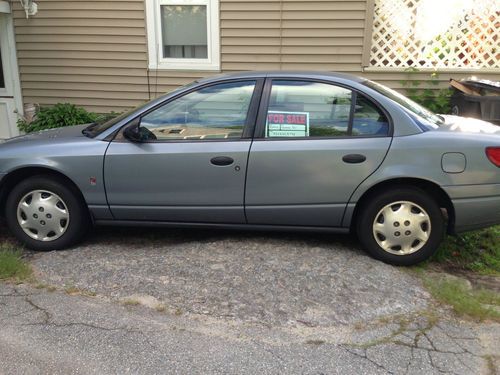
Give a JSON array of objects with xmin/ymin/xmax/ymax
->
[
  {"xmin": 0, "ymin": 123, "xmax": 109, "ymax": 176},
  {"xmin": 438, "ymin": 115, "xmax": 500, "ymax": 135},
  {"xmin": 0, "ymin": 124, "xmax": 89, "ymax": 145}
]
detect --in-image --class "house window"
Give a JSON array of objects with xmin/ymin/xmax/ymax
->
[
  {"xmin": 145, "ymin": 0, "xmax": 220, "ymax": 71},
  {"xmin": 369, "ymin": 0, "xmax": 500, "ymax": 69}
]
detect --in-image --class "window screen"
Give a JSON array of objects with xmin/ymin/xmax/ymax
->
[{"xmin": 161, "ymin": 5, "xmax": 208, "ymax": 59}]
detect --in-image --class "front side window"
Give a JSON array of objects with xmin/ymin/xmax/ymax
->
[
  {"xmin": 140, "ymin": 81, "xmax": 256, "ymax": 141},
  {"xmin": 265, "ymin": 81, "xmax": 389, "ymax": 138},
  {"xmin": 146, "ymin": 0, "xmax": 220, "ymax": 70}
]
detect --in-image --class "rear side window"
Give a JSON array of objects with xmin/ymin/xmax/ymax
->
[
  {"xmin": 266, "ymin": 81, "xmax": 351, "ymax": 137},
  {"xmin": 265, "ymin": 80, "xmax": 389, "ymax": 138},
  {"xmin": 353, "ymin": 95, "xmax": 390, "ymax": 136}
]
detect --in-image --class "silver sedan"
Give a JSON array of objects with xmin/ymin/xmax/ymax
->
[{"xmin": 1, "ymin": 72, "xmax": 499, "ymax": 265}]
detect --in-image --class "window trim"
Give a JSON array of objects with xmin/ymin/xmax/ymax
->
[
  {"xmin": 253, "ymin": 78, "xmax": 394, "ymax": 141},
  {"xmin": 117, "ymin": 79, "xmax": 264, "ymax": 143},
  {"xmin": 145, "ymin": 0, "xmax": 220, "ymax": 71},
  {"xmin": 361, "ymin": 0, "xmax": 375, "ymax": 68}
]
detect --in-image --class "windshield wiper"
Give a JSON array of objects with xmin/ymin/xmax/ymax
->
[{"xmin": 82, "ymin": 122, "xmax": 98, "ymax": 137}]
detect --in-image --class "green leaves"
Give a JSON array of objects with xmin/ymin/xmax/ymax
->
[
  {"xmin": 17, "ymin": 103, "xmax": 102, "ymax": 133},
  {"xmin": 401, "ymin": 69, "xmax": 453, "ymax": 114},
  {"xmin": 431, "ymin": 226, "xmax": 500, "ymax": 276}
]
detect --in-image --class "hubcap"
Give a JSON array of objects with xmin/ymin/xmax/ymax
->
[
  {"xmin": 372, "ymin": 201, "xmax": 431, "ymax": 255},
  {"xmin": 17, "ymin": 190, "xmax": 70, "ymax": 242}
]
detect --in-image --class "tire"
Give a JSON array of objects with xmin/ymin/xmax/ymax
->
[
  {"xmin": 357, "ymin": 187, "xmax": 445, "ymax": 266},
  {"xmin": 5, "ymin": 175, "xmax": 90, "ymax": 251}
]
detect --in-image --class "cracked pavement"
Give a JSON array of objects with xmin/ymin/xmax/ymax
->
[{"xmin": 1, "ymin": 227, "xmax": 499, "ymax": 374}]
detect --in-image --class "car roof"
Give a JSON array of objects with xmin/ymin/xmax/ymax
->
[{"xmin": 196, "ymin": 71, "xmax": 367, "ymax": 84}]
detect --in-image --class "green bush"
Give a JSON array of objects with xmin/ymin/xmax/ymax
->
[
  {"xmin": 17, "ymin": 103, "xmax": 100, "ymax": 133},
  {"xmin": 401, "ymin": 68, "xmax": 452, "ymax": 114},
  {"xmin": 407, "ymin": 87, "xmax": 452, "ymax": 114}
]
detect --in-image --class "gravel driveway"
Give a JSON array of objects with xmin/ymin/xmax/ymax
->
[{"xmin": 1, "ymin": 226, "xmax": 499, "ymax": 374}]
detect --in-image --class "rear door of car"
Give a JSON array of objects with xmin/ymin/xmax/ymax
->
[
  {"xmin": 104, "ymin": 79, "xmax": 263, "ymax": 223},
  {"xmin": 245, "ymin": 78, "xmax": 393, "ymax": 227}
]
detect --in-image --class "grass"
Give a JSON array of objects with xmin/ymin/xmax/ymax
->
[
  {"xmin": 427, "ymin": 225, "xmax": 500, "ymax": 275},
  {"xmin": 422, "ymin": 276, "xmax": 500, "ymax": 322},
  {"xmin": 0, "ymin": 244, "xmax": 32, "ymax": 282},
  {"xmin": 122, "ymin": 298, "xmax": 141, "ymax": 306},
  {"xmin": 65, "ymin": 286, "xmax": 96, "ymax": 297},
  {"xmin": 155, "ymin": 304, "xmax": 167, "ymax": 313},
  {"xmin": 413, "ymin": 225, "xmax": 500, "ymax": 321},
  {"xmin": 35, "ymin": 283, "xmax": 57, "ymax": 292}
]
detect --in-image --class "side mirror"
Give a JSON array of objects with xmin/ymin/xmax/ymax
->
[{"xmin": 123, "ymin": 124, "xmax": 142, "ymax": 143}]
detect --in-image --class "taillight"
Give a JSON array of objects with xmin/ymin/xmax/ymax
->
[{"xmin": 486, "ymin": 147, "xmax": 500, "ymax": 167}]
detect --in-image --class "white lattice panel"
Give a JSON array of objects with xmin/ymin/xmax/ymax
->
[{"xmin": 370, "ymin": 0, "xmax": 500, "ymax": 69}]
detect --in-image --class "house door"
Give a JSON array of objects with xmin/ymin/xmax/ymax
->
[{"xmin": 0, "ymin": 10, "xmax": 22, "ymax": 139}]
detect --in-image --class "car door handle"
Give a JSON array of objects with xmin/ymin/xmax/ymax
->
[
  {"xmin": 342, "ymin": 154, "xmax": 367, "ymax": 164},
  {"xmin": 210, "ymin": 156, "xmax": 234, "ymax": 166}
]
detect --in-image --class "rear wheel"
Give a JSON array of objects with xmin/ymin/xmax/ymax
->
[
  {"xmin": 357, "ymin": 187, "xmax": 445, "ymax": 266},
  {"xmin": 5, "ymin": 175, "xmax": 90, "ymax": 251}
]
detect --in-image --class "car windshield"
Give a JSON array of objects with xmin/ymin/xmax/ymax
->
[
  {"xmin": 363, "ymin": 80, "xmax": 445, "ymax": 128},
  {"xmin": 81, "ymin": 103, "xmax": 150, "ymax": 138}
]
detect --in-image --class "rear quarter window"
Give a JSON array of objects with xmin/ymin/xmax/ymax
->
[{"xmin": 352, "ymin": 95, "xmax": 390, "ymax": 136}]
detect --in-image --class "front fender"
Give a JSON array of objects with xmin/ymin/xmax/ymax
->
[{"xmin": 0, "ymin": 138, "xmax": 109, "ymax": 206}]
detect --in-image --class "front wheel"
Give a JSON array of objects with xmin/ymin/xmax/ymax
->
[
  {"xmin": 357, "ymin": 187, "xmax": 445, "ymax": 266},
  {"xmin": 5, "ymin": 175, "xmax": 90, "ymax": 251}
]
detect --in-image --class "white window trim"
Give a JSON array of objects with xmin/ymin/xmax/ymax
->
[{"xmin": 145, "ymin": 0, "xmax": 220, "ymax": 71}]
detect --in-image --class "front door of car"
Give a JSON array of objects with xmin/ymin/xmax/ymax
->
[
  {"xmin": 245, "ymin": 79, "xmax": 392, "ymax": 227},
  {"xmin": 104, "ymin": 79, "xmax": 262, "ymax": 223}
]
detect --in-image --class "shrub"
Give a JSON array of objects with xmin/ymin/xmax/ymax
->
[
  {"xmin": 17, "ymin": 103, "xmax": 100, "ymax": 133},
  {"xmin": 401, "ymin": 68, "xmax": 453, "ymax": 114}
]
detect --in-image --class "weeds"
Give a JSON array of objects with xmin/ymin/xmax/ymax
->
[
  {"xmin": 422, "ymin": 276, "xmax": 500, "ymax": 322},
  {"xmin": 122, "ymin": 298, "xmax": 141, "ymax": 306},
  {"xmin": 0, "ymin": 244, "xmax": 32, "ymax": 282},
  {"xmin": 65, "ymin": 286, "xmax": 96, "ymax": 297},
  {"xmin": 429, "ymin": 226, "xmax": 500, "ymax": 275}
]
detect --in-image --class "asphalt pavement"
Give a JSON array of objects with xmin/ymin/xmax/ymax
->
[{"xmin": 1, "ymin": 227, "xmax": 498, "ymax": 374}]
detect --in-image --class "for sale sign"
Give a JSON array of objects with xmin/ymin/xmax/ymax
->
[{"xmin": 266, "ymin": 111, "xmax": 310, "ymax": 137}]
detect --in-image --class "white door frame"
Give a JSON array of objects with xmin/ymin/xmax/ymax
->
[{"xmin": 0, "ymin": 4, "xmax": 23, "ymax": 138}]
